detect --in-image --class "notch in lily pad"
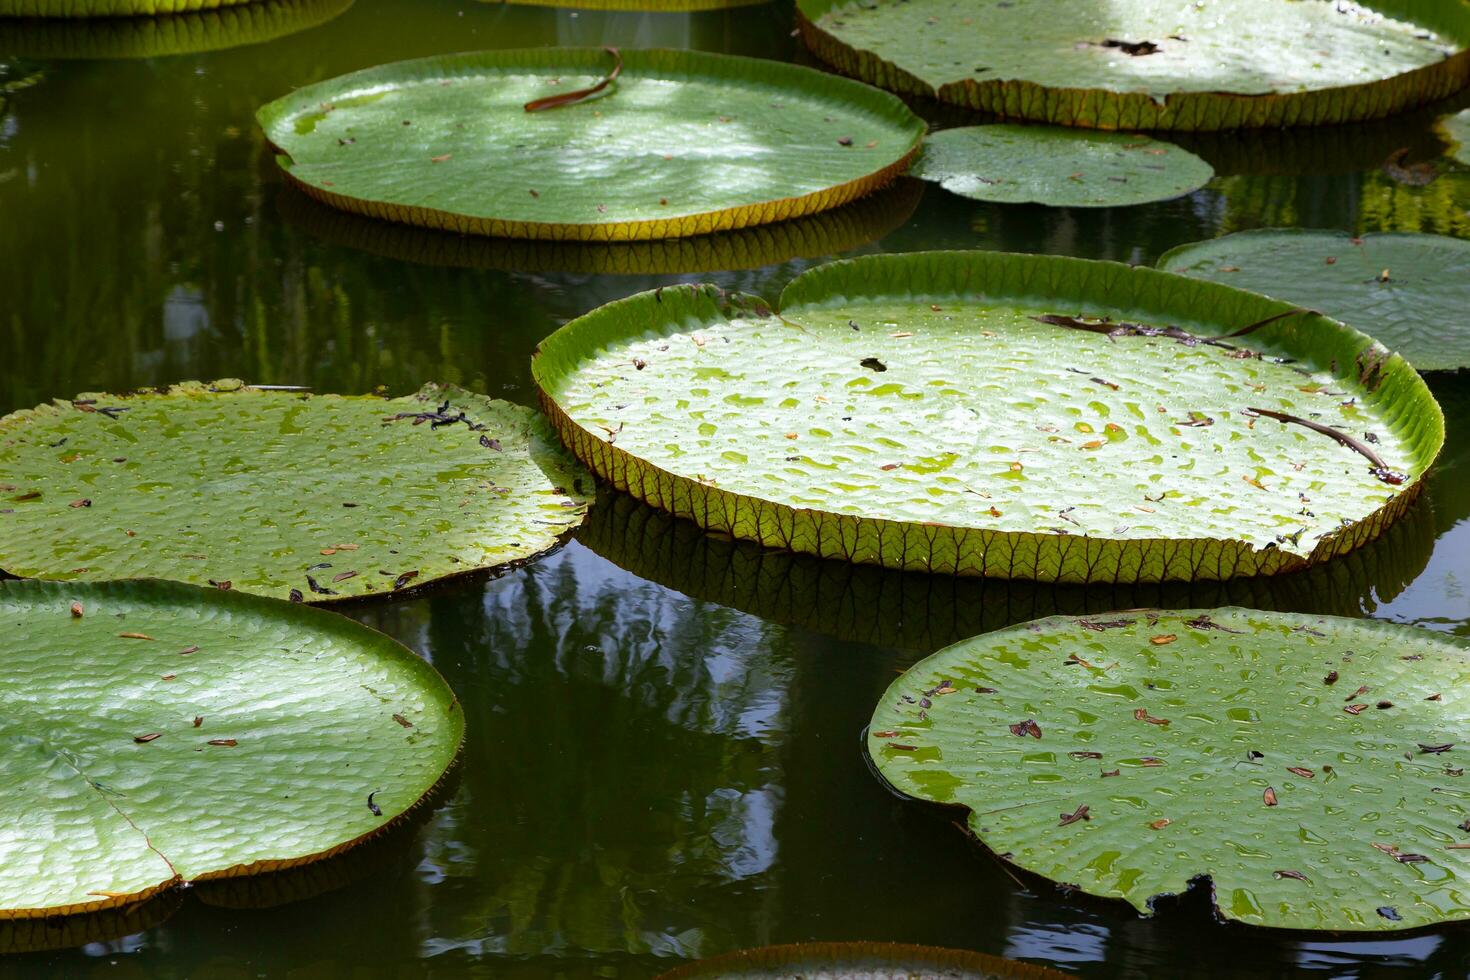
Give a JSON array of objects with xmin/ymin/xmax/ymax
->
[
  {"xmin": 0, "ymin": 381, "xmax": 591, "ymax": 602},
  {"xmin": 868, "ymin": 609, "xmax": 1470, "ymax": 932},
  {"xmin": 0, "ymin": 579, "xmax": 462, "ymax": 944}
]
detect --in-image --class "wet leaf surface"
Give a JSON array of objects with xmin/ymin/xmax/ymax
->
[
  {"xmin": 1159, "ymin": 230, "xmax": 1470, "ymax": 372},
  {"xmin": 797, "ymin": 0, "xmax": 1469, "ymax": 130},
  {"xmin": 0, "ymin": 381, "xmax": 589, "ymax": 601},
  {"xmin": 910, "ymin": 126, "xmax": 1213, "ymax": 207},
  {"xmin": 257, "ymin": 48, "xmax": 924, "ymax": 241},
  {"xmin": 868, "ymin": 608, "xmax": 1470, "ymax": 931},
  {"xmin": 535, "ymin": 253, "xmax": 1440, "ymax": 583},
  {"xmin": 0, "ymin": 579, "xmax": 461, "ymax": 919}
]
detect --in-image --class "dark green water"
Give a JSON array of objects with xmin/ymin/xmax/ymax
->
[{"xmin": 2, "ymin": 0, "xmax": 1470, "ymax": 976}]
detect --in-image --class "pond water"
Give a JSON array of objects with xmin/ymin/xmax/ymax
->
[{"xmin": 2, "ymin": 1, "xmax": 1469, "ymax": 976}]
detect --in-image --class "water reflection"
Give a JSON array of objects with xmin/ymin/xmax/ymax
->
[
  {"xmin": 279, "ymin": 178, "xmax": 922, "ymax": 278},
  {"xmin": 0, "ymin": 0, "xmax": 354, "ymax": 60},
  {"xmin": 578, "ymin": 489, "xmax": 1441, "ymax": 653}
]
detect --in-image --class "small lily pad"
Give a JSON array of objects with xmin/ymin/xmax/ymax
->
[
  {"xmin": 796, "ymin": 0, "xmax": 1470, "ymax": 131},
  {"xmin": 256, "ymin": 47, "xmax": 925, "ymax": 242},
  {"xmin": 1443, "ymin": 109, "xmax": 1470, "ymax": 166},
  {"xmin": 1159, "ymin": 230, "xmax": 1470, "ymax": 372},
  {"xmin": 656, "ymin": 941, "xmax": 1070, "ymax": 979},
  {"xmin": 533, "ymin": 251, "xmax": 1442, "ymax": 583},
  {"xmin": 0, "ymin": 381, "xmax": 590, "ymax": 601},
  {"xmin": 910, "ymin": 125, "xmax": 1213, "ymax": 207},
  {"xmin": 868, "ymin": 609, "xmax": 1470, "ymax": 932},
  {"xmin": 0, "ymin": 578, "xmax": 462, "ymax": 919},
  {"xmin": 0, "ymin": 0, "xmax": 352, "ymax": 58}
]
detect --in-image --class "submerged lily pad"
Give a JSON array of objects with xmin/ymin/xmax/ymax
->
[
  {"xmin": 0, "ymin": 381, "xmax": 589, "ymax": 601},
  {"xmin": 0, "ymin": 0, "xmax": 351, "ymax": 58},
  {"xmin": 0, "ymin": 578, "xmax": 461, "ymax": 918},
  {"xmin": 257, "ymin": 48, "xmax": 925, "ymax": 242},
  {"xmin": 656, "ymin": 941, "xmax": 1069, "ymax": 979},
  {"xmin": 1158, "ymin": 230, "xmax": 1470, "ymax": 372},
  {"xmin": 910, "ymin": 126, "xmax": 1213, "ymax": 207},
  {"xmin": 869, "ymin": 609, "xmax": 1470, "ymax": 932},
  {"xmin": 533, "ymin": 252, "xmax": 1441, "ymax": 584},
  {"xmin": 797, "ymin": 0, "xmax": 1470, "ymax": 131},
  {"xmin": 1443, "ymin": 109, "xmax": 1470, "ymax": 166},
  {"xmin": 0, "ymin": 0, "xmax": 259, "ymax": 15}
]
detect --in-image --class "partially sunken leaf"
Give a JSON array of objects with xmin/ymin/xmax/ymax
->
[
  {"xmin": 0, "ymin": 0, "xmax": 259, "ymax": 15},
  {"xmin": 256, "ymin": 48, "xmax": 925, "ymax": 242},
  {"xmin": 910, "ymin": 125, "xmax": 1213, "ymax": 207},
  {"xmin": 534, "ymin": 252, "xmax": 1442, "ymax": 584},
  {"xmin": 1159, "ymin": 230, "xmax": 1470, "ymax": 372},
  {"xmin": 796, "ymin": 0, "xmax": 1470, "ymax": 131},
  {"xmin": 0, "ymin": 579, "xmax": 461, "ymax": 921},
  {"xmin": 656, "ymin": 941, "xmax": 1069, "ymax": 979},
  {"xmin": 0, "ymin": 0, "xmax": 352, "ymax": 58},
  {"xmin": 1441, "ymin": 108, "xmax": 1470, "ymax": 166},
  {"xmin": 868, "ymin": 609, "xmax": 1470, "ymax": 932},
  {"xmin": 0, "ymin": 381, "xmax": 589, "ymax": 601}
]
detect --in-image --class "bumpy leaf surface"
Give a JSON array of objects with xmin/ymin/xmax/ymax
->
[
  {"xmin": 869, "ymin": 609, "xmax": 1470, "ymax": 932},
  {"xmin": 0, "ymin": 0, "xmax": 351, "ymax": 58},
  {"xmin": 656, "ymin": 941, "xmax": 1069, "ymax": 979},
  {"xmin": 1159, "ymin": 230, "xmax": 1470, "ymax": 372},
  {"xmin": 534, "ymin": 252, "xmax": 1442, "ymax": 583},
  {"xmin": 796, "ymin": 0, "xmax": 1470, "ymax": 131},
  {"xmin": 0, "ymin": 579, "xmax": 461, "ymax": 917},
  {"xmin": 0, "ymin": 382, "xmax": 589, "ymax": 601},
  {"xmin": 257, "ymin": 48, "xmax": 925, "ymax": 242},
  {"xmin": 911, "ymin": 125, "xmax": 1213, "ymax": 207}
]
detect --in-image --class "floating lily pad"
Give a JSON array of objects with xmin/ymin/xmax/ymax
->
[
  {"xmin": 0, "ymin": 578, "xmax": 462, "ymax": 920},
  {"xmin": 0, "ymin": 0, "xmax": 259, "ymax": 15},
  {"xmin": 910, "ymin": 126, "xmax": 1213, "ymax": 207},
  {"xmin": 1443, "ymin": 109, "xmax": 1470, "ymax": 165},
  {"xmin": 796, "ymin": 0, "xmax": 1470, "ymax": 131},
  {"xmin": 656, "ymin": 941, "xmax": 1069, "ymax": 979},
  {"xmin": 533, "ymin": 252, "xmax": 1441, "ymax": 584},
  {"xmin": 257, "ymin": 48, "xmax": 925, "ymax": 242},
  {"xmin": 0, "ymin": 0, "xmax": 351, "ymax": 58},
  {"xmin": 869, "ymin": 609, "xmax": 1470, "ymax": 931},
  {"xmin": 279, "ymin": 178, "xmax": 923, "ymax": 276},
  {"xmin": 1158, "ymin": 230, "xmax": 1470, "ymax": 372},
  {"xmin": 0, "ymin": 381, "xmax": 590, "ymax": 601}
]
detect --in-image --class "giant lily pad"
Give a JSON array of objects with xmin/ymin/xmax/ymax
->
[
  {"xmin": 256, "ymin": 48, "xmax": 925, "ymax": 242},
  {"xmin": 796, "ymin": 0, "xmax": 1470, "ymax": 131},
  {"xmin": 533, "ymin": 252, "xmax": 1442, "ymax": 584},
  {"xmin": 0, "ymin": 381, "xmax": 589, "ymax": 601},
  {"xmin": 1158, "ymin": 230, "xmax": 1470, "ymax": 372},
  {"xmin": 656, "ymin": 941, "xmax": 1069, "ymax": 979},
  {"xmin": 0, "ymin": 578, "xmax": 461, "ymax": 920},
  {"xmin": 0, "ymin": 0, "xmax": 259, "ymax": 15},
  {"xmin": 869, "ymin": 609, "xmax": 1470, "ymax": 932},
  {"xmin": 0, "ymin": 0, "xmax": 351, "ymax": 58},
  {"xmin": 1443, "ymin": 109, "xmax": 1470, "ymax": 166},
  {"xmin": 910, "ymin": 125, "xmax": 1213, "ymax": 207}
]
